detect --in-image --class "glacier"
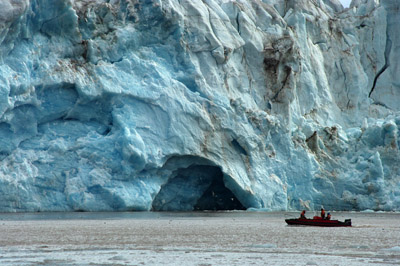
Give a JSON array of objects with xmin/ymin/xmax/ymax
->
[{"xmin": 0, "ymin": 0, "xmax": 399, "ymax": 212}]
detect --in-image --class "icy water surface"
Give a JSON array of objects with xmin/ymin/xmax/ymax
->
[{"xmin": 0, "ymin": 211, "xmax": 399, "ymax": 265}]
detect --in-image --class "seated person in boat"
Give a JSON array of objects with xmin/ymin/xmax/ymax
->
[
  {"xmin": 326, "ymin": 213, "xmax": 331, "ymax": 220},
  {"xmin": 300, "ymin": 210, "xmax": 306, "ymax": 219}
]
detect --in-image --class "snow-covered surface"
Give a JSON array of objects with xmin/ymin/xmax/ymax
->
[
  {"xmin": 0, "ymin": 212, "xmax": 399, "ymax": 265},
  {"xmin": 0, "ymin": 0, "xmax": 399, "ymax": 212}
]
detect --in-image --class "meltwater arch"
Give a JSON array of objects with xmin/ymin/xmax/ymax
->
[{"xmin": 152, "ymin": 156, "xmax": 246, "ymax": 211}]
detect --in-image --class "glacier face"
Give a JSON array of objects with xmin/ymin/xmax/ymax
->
[{"xmin": 0, "ymin": 0, "xmax": 399, "ymax": 212}]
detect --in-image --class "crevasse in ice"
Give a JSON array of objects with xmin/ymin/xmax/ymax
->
[{"xmin": 0, "ymin": 0, "xmax": 399, "ymax": 212}]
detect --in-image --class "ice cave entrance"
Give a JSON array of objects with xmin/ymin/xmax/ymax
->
[{"xmin": 152, "ymin": 162, "xmax": 245, "ymax": 211}]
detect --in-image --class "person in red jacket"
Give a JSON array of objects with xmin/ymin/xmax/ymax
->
[
  {"xmin": 321, "ymin": 208, "xmax": 326, "ymax": 219},
  {"xmin": 300, "ymin": 210, "xmax": 306, "ymax": 219}
]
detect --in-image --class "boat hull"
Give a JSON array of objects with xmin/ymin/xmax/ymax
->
[{"xmin": 285, "ymin": 218, "xmax": 352, "ymax": 227}]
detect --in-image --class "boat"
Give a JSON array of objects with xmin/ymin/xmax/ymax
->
[{"xmin": 285, "ymin": 216, "xmax": 352, "ymax": 227}]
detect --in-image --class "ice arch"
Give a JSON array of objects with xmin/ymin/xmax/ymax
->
[{"xmin": 152, "ymin": 156, "xmax": 245, "ymax": 211}]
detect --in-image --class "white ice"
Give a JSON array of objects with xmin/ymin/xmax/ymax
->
[
  {"xmin": 0, "ymin": 0, "xmax": 399, "ymax": 212},
  {"xmin": 0, "ymin": 212, "xmax": 399, "ymax": 265}
]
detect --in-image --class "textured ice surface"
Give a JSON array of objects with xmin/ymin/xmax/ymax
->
[
  {"xmin": 0, "ymin": 0, "xmax": 399, "ymax": 212},
  {"xmin": 0, "ymin": 212, "xmax": 399, "ymax": 266}
]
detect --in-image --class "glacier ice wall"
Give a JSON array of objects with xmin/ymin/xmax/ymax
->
[{"xmin": 0, "ymin": 0, "xmax": 399, "ymax": 212}]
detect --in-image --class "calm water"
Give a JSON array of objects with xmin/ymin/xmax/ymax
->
[{"xmin": 0, "ymin": 211, "xmax": 399, "ymax": 265}]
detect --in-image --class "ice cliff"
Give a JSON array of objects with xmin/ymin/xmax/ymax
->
[{"xmin": 0, "ymin": 0, "xmax": 399, "ymax": 212}]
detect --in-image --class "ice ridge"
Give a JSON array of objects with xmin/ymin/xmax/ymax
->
[{"xmin": 0, "ymin": 0, "xmax": 399, "ymax": 212}]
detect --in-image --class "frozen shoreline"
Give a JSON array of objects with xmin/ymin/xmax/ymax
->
[{"xmin": 0, "ymin": 212, "xmax": 399, "ymax": 265}]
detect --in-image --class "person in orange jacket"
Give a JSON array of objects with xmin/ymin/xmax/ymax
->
[
  {"xmin": 300, "ymin": 210, "xmax": 306, "ymax": 219},
  {"xmin": 321, "ymin": 208, "xmax": 326, "ymax": 219}
]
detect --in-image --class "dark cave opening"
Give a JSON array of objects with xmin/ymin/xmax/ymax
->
[
  {"xmin": 152, "ymin": 163, "xmax": 245, "ymax": 211},
  {"xmin": 193, "ymin": 172, "xmax": 245, "ymax": 211}
]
